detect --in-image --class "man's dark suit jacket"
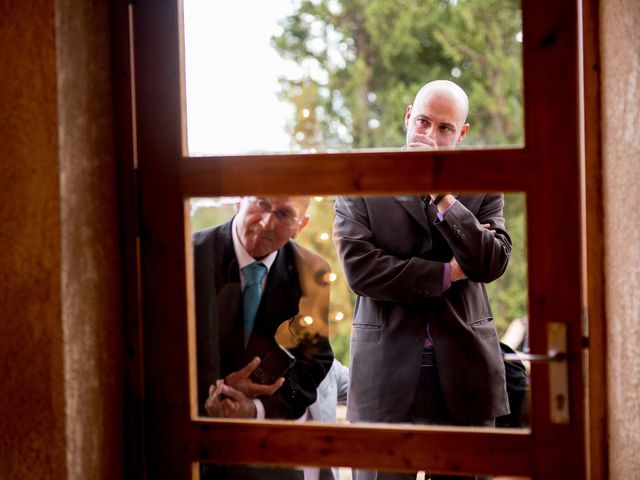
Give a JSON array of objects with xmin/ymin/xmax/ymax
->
[
  {"xmin": 333, "ymin": 195, "xmax": 511, "ymax": 423},
  {"xmin": 193, "ymin": 219, "xmax": 333, "ymax": 419}
]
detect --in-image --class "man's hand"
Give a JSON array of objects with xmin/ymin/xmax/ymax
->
[
  {"xmin": 449, "ymin": 224, "xmax": 495, "ymax": 282},
  {"xmin": 404, "ymin": 138, "xmax": 438, "ymax": 150},
  {"xmin": 224, "ymin": 357, "xmax": 285, "ymax": 398},
  {"xmin": 482, "ymin": 223, "xmax": 496, "ymax": 234},
  {"xmin": 430, "ymin": 193, "xmax": 456, "ymax": 211},
  {"xmin": 450, "ymin": 257, "xmax": 468, "ymax": 282},
  {"xmin": 204, "ymin": 379, "xmax": 257, "ymax": 418}
]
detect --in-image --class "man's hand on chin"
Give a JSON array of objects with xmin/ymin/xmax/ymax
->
[{"xmin": 404, "ymin": 141, "xmax": 439, "ymax": 150}]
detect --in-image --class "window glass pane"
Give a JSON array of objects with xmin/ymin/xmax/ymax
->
[
  {"xmin": 188, "ymin": 193, "xmax": 529, "ymax": 430},
  {"xmin": 182, "ymin": 0, "xmax": 523, "ymax": 156}
]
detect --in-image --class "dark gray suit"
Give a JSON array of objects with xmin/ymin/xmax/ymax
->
[
  {"xmin": 333, "ymin": 195, "xmax": 511, "ymax": 424},
  {"xmin": 193, "ymin": 219, "xmax": 333, "ymax": 420}
]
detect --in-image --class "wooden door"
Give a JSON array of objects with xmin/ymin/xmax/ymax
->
[{"xmin": 122, "ymin": 0, "xmax": 592, "ymax": 478}]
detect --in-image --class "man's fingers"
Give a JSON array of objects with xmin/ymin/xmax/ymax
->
[
  {"xmin": 237, "ymin": 356, "xmax": 261, "ymax": 376},
  {"xmin": 218, "ymin": 383, "xmax": 246, "ymax": 402},
  {"xmin": 207, "ymin": 379, "xmax": 224, "ymax": 400},
  {"xmin": 481, "ymin": 223, "xmax": 496, "ymax": 235},
  {"xmin": 221, "ymin": 398, "xmax": 239, "ymax": 411},
  {"xmin": 249, "ymin": 377, "xmax": 285, "ymax": 397},
  {"xmin": 227, "ymin": 357, "xmax": 261, "ymax": 383},
  {"xmin": 405, "ymin": 142, "xmax": 437, "ymax": 150}
]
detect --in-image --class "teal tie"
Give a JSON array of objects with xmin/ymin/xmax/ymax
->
[{"xmin": 242, "ymin": 262, "xmax": 268, "ymax": 347}]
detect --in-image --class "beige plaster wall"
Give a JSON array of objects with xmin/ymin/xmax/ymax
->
[
  {"xmin": 601, "ymin": 0, "xmax": 640, "ymax": 478},
  {"xmin": 0, "ymin": 0, "xmax": 122, "ymax": 478}
]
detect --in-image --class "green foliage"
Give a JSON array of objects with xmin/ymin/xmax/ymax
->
[
  {"xmin": 272, "ymin": 0, "xmax": 523, "ymax": 148},
  {"xmin": 190, "ymin": 199, "xmax": 236, "ymax": 232},
  {"xmin": 485, "ymin": 193, "xmax": 528, "ymax": 335}
]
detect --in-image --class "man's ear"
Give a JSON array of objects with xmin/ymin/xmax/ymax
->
[
  {"xmin": 404, "ymin": 105, "xmax": 413, "ymax": 128},
  {"xmin": 457, "ymin": 123, "xmax": 470, "ymax": 144},
  {"xmin": 291, "ymin": 215, "xmax": 310, "ymax": 239}
]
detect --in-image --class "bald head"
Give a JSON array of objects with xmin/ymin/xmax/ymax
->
[
  {"xmin": 415, "ymin": 80, "xmax": 469, "ymax": 123},
  {"xmin": 405, "ymin": 80, "xmax": 470, "ymax": 149}
]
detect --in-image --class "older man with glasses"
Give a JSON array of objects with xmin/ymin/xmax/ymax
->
[{"xmin": 193, "ymin": 196, "xmax": 334, "ymax": 423}]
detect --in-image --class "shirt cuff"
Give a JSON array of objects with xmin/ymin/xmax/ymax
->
[
  {"xmin": 442, "ymin": 262, "xmax": 452, "ymax": 292},
  {"xmin": 436, "ymin": 198, "xmax": 457, "ymax": 222},
  {"xmin": 253, "ymin": 399, "xmax": 265, "ymax": 419}
]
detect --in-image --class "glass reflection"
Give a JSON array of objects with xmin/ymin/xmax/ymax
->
[
  {"xmin": 182, "ymin": 0, "xmax": 523, "ymax": 155},
  {"xmin": 191, "ymin": 194, "xmax": 528, "ymax": 431}
]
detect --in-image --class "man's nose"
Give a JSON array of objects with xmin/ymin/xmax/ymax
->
[
  {"xmin": 424, "ymin": 125, "xmax": 435, "ymax": 138},
  {"xmin": 259, "ymin": 211, "xmax": 277, "ymax": 228}
]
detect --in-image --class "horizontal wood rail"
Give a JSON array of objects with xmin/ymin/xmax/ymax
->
[
  {"xmin": 180, "ymin": 148, "xmax": 535, "ymax": 197},
  {"xmin": 188, "ymin": 420, "xmax": 533, "ymax": 477}
]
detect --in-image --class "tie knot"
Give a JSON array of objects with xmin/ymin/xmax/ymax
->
[{"xmin": 242, "ymin": 262, "xmax": 267, "ymax": 286}]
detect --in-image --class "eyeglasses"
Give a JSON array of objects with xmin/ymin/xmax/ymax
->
[{"xmin": 251, "ymin": 198, "xmax": 301, "ymax": 228}]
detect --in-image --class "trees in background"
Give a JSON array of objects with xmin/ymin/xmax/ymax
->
[{"xmin": 272, "ymin": 0, "xmax": 522, "ymax": 149}]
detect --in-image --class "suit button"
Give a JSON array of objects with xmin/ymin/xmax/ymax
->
[{"xmin": 417, "ymin": 336, "xmax": 424, "ymax": 343}]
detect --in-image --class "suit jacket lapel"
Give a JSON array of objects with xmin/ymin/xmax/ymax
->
[
  {"xmin": 215, "ymin": 220, "xmax": 240, "ymax": 287},
  {"xmin": 212, "ymin": 220, "xmax": 244, "ymax": 360},
  {"xmin": 393, "ymin": 196, "xmax": 431, "ymax": 231},
  {"xmin": 256, "ymin": 244, "xmax": 301, "ymax": 333}
]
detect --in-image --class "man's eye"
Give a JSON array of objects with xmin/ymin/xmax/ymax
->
[{"xmin": 275, "ymin": 210, "xmax": 292, "ymax": 220}]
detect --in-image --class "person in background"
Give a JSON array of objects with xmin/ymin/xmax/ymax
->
[
  {"xmin": 497, "ymin": 316, "xmax": 529, "ymax": 428},
  {"xmin": 301, "ymin": 358, "xmax": 349, "ymax": 480}
]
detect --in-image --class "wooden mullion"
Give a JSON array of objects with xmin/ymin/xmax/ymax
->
[{"xmin": 181, "ymin": 148, "xmax": 533, "ymax": 197}]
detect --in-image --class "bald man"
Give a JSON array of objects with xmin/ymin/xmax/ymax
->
[{"xmin": 333, "ymin": 81, "xmax": 512, "ymax": 480}]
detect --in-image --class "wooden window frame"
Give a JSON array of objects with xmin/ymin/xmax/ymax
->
[{"xmin": 113, "ymin": 0, "xmax": 606, "ymax": 478}]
